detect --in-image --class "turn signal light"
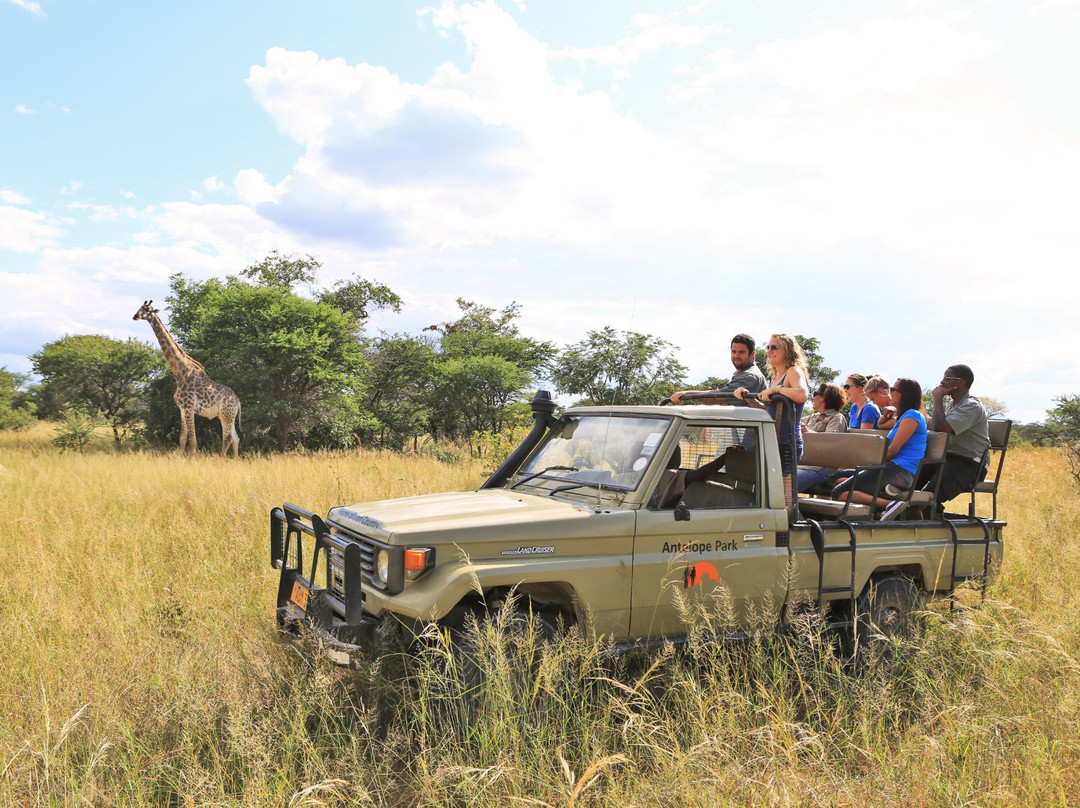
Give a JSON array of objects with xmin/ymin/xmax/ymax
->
[{"xmin": 404, "ymin": 548, "xmax": 433, "ymax": 580}]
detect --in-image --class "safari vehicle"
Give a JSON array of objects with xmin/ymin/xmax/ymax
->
[{"xmin": 269, "ymin": 391, "xmax": 1004, "ymax": 665}]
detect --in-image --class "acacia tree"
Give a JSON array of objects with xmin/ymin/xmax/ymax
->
[
  {"xmin": 1047, "ymin": 395, "xmax": 1080, "ymax": 488},
  {"xmin": 425, "ymin": 299, "xmax": 554, "ymax": 440},
  {"xmin": 361, "ymin": 333, "xmax": 437, "ymax": 450},
  {"xmin": 30, "ymin": 336, "xmax": 161, "ymax": 445},
  {"xmin": 0, "ymin": 367, "xmax": 35, "ymax": 430},
  {"xmin": 551, "ymin": 327, "xmax": 687, "ymax": 405},
  {"xmin": 160, "ymin": 253, "xmax": 399, "ymax": 452}
]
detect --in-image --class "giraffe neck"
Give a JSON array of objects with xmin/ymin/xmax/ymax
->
[{"xmin": 147, "ymin": 314, "xmax": 200, "ymax": 382}]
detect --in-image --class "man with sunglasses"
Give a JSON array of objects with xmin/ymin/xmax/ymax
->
[{"xmin": 924, "ymin": 364, "xmax": 990, "ymax": 511}]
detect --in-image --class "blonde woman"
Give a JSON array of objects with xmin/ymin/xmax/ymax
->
[{"xmin": 734, "ymin": 333, "xmax": 810, "ymax": 459}]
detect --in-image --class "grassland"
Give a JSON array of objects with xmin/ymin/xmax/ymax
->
[{"xmin": 2, "ymin": 424, "xmax": 1078, "ymax": 807}]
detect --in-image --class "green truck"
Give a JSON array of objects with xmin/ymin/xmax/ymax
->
[{"xmin": 270, "ymin": 392, "xmax": 1003, "ymax": 665}]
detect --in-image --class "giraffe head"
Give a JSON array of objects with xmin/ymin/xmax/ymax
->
[{"xmin": 133, "ymin": 300, "xmax": 159, "ymax": 322}]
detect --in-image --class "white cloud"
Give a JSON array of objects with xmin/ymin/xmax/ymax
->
[
  {"xmin": 555, "ymin": 12, "xmax": 723, "ymax": 69},
  {"xmin": 245, "ymin": 3, "xmax": 715, "ymax": 251},
  {"xmin": 203, "ymin": 176, "xmax": 225, "ymax": 193},
  {"xmin": 0, "ymin": 188, "xmax": 30, "ymax": 205},
  {"xmin": 0, "ymin": 205, "xmax": 63, "ymax": 251},
  {"xmin": 66, "ymin": 202, "xmax": 135, "ymax": 222},
  {"xmin": 686, "ymin": 17, "xmax": 997, "ymax": 102},
  {"xmin": 5, "ymin": 0, "xmax": 45, "ymax": 16},
  {"xmin": 234, "ymin": 169, "xmax": 287, "ymax": 205},
  {"xmin": 15, "ymin": 104, "xmax": 37, "ymax": 115},
  {"xmin": 59, "ymin": 181, "xmax": 83, "ymax": 195}
]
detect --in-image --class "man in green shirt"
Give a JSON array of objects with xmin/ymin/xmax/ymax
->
[
  {"xmin": 669, "ymin": 333, "xmax": 767, "ymax": 403},
  {"xmin": 925, "ymin": 364, "xmax": 990, "ymax": 510}
]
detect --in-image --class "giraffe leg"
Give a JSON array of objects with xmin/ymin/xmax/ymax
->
[
  {"xmin": 185, "ymin": 410, "xmax": 198, "ymax": 453},
  {"xmin": 220, "ymin": 415, "xmax": 232, "ymax": 458},
  {"xmin": 178, "ymin": 407, "xmax": 189, "ymax": 452},
  {"xmin": 231, "ymin": 405, "xmax": 241, "ymax": 458}
]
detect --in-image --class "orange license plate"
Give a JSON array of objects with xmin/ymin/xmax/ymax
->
[{"xmin": 290, "ymin": 581, "xmax": 310, "ymax": 611}]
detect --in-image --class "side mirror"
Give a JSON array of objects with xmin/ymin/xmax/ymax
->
[{"xmin": 674, "ymin": 502, "xmax": 691, "ymax": 522}]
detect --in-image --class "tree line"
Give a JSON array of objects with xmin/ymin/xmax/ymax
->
[{"xmin": 0, "ymin": 252, "xmax": 1072, "ymax": 456}]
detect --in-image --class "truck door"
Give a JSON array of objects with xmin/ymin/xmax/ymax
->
[{"xmin": 630, "ymin": 423, "xmax": 788, "ymax": 639}]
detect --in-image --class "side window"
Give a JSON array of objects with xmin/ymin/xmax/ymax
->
[{"xmin": 649, "ymin": 424, "xmax": 760, "ymax": 510}]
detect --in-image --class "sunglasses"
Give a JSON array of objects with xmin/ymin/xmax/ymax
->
[
  {"xmin": 890, "ymin": 387, "xmax": 900, "ymax": 393},
  {"xmin": 843, "ymin": 383, "xmax": 859, "ymax": 389},
  {"xmin": 765, "ymin": 344, "xmax": 781, "ymax": 351},
  {"xmin": 942, "ymin": 376, "xmax": 963, "ymax": 383}
]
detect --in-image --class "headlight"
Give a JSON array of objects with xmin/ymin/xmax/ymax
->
[{"xmin": 376, "ymin": 549, "xmax": 390, "ymax": 584}]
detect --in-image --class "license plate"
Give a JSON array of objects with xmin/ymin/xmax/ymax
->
[{"xmin": 290, "ymin": 581, "xmax": 310, "ymax": 611}]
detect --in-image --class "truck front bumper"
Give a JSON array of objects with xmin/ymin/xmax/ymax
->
[
  {"xmin": 276, "ymin": 584, "xmax": 407, "ymax": 667},
  {"xmin": 271, "ymin": 503, "xmax": 415, "ymax": 667}
]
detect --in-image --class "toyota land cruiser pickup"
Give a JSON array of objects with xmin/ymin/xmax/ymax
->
[{"xmin": 269, "ymin": 391, "xmax": 1003, "ymax": 665}]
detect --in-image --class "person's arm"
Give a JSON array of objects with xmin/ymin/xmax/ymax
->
[
  {"xmin": 670, "ymin": 389, "xmax": 728, "ymax": 404},
  {"xmin": 930, "ymin": 379, "xmax": 962, "ymax": 433},
  {"xmin": 885, "ymin": 414, "xmax": 917, "ymax": 460},
  {"xmin": 758, "ymin": 367, "xmax": 809, "ymax": 405},
  {"xmin": 683, "ymin": 446, "xmax": 742, "ymax": 483},
  {"xmin": 877, "ymin": 406, "xmax": 897, "ymax": 429},
  {"xmin": 733, "ymin": 387, "xmax": 766, "ymax": 408}
]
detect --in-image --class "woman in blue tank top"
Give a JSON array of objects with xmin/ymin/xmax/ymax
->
[
  {"xmin": 734, "ymin": 333, "xmax": 809, "ymax": 506},
  {"xmin": 831, "ymin": 378, "xmax": 927, "ymax": 519}
]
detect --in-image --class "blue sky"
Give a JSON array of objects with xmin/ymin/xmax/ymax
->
[{"xmin": 3, "ymin": 0, "xmax": 1079, "ymax": 424}]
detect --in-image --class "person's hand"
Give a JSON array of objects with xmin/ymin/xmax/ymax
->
[
  {"xmin": 934, "ymin": 376, "xmax": 960, "ymax": 399},
  {"xmin": 758, "ymin": 387, "xmax": 777, "ymax": 402},
  {"xmin": 733, "ymin": 387, "xmax": 748, "ymax": 401},
  {"xmin": 878, "ymin": 406, "xmax": 897, "ymax": 428}
]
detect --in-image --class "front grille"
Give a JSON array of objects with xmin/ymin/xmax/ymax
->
[{"xmin": 326, "ymin": 523, "xmax": 379, "ymax": 599}]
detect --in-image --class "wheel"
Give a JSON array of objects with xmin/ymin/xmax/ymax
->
[
  {"xmin": 447, "ymin": 601, "xmax": 562, "ymax": 702},
  {"xmin": 853, "ymin": 575, "xmax": 923, "ymax": 653}
]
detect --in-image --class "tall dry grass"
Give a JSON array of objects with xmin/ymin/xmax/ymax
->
[{"xmin": 1, "ymin": 428, "xmax": 1078, "ymax": 807}]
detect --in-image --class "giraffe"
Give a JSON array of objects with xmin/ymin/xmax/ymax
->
[{"xmin": 133, "ymin": 300, "xmax": 242, "ymax": 457}]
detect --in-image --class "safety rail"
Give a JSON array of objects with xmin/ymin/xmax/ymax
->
[
  {"xmin": 806, "ymin": 517, "xmax": 858, "ymax": 632},
  {"xmin": 270, "ymin": 503, "xmax": 366, "ymax": 626},
  {"xmin": 947, "ymin": 515, "xmax": 994, "ymax": 610}
]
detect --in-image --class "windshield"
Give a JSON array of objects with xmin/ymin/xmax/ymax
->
[{"xmin": 514, "ymin": 414, "xmax": 673, "ymax": 492}]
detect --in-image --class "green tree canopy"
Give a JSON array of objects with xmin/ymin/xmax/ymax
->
[
  {"xmin": 361, "ymin": 333, "xmax": 438, "ymax": 450},
  {"xmin": 164, "ymin": 275, "xmax": 373, "ymax": 452},
  {"xmin": 425, "ymin": 299, "xmax": 554, "ymax": 440},
  {"xmin": 30, "ymin": 335, "xmax": 161, "ymax": 445},
  {"xmin": 551, "ymin": 326, "xmax": 687, "ymax": 406},
  {"xmin": 0, "ymin": 367, "xmax": 35, "ymax": 430},
  {"xmin": 1047, "ymin": 394, "xmax": 1080, "ymax": 487}
]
